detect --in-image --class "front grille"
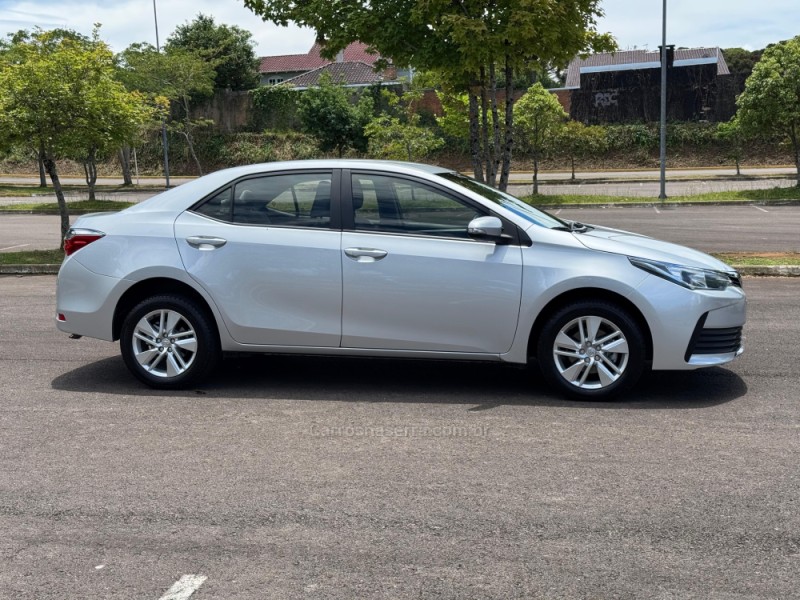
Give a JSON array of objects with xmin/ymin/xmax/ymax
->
[{"xmin": 686, "ymin": 325, "xmax": 743, "ymax": 359}]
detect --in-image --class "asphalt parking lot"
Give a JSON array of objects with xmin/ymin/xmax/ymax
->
[{"xmin": 1, "ymin": 275, "xmax": 798, "ymax": 599}]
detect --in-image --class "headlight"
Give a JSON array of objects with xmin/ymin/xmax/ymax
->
[{"xmin": 629, "ymin": 257, "xmax": 733, "ymax": 290}]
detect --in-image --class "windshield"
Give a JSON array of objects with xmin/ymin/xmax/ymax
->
[{"xmin": 438, "ymin": 172, "xmax": 568, "ymax": 229}]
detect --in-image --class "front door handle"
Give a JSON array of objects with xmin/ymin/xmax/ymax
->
[
  {"xmin": 344, "ymin": 247, "xmax": 388, "ymax": 262},
  {"xmin": 186, "ymin": 236, "xmax": 227, "ymax": 250}
]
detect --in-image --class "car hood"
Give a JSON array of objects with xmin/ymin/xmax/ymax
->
[{"xmin": 573, "ymin": 225, "xmax": 734, "ymax": 272}]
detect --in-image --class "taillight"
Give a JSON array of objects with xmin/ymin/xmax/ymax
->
[{"xmin": 64, "ymin": 228, "xmax": 105, "ymax": 256}]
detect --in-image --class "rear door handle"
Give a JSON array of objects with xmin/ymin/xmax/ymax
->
[
  {"xmin": 186, "ymin": 236, "xmax": 227, "ymax": 250},
  {"xmin": 344, "ymin": 247, "xmax": 388, "ymax": 262}
]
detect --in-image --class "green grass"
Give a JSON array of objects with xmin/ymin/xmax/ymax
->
[
  {"xmin": 2, "ymin": 200, "xmax": 135, "ymax": 212},
  {"xmin": 522, "ymin": 186, "xmax": 800, "ymax": 206},
  {"xmin": 0, "ymin": 184, "xmax": 164, "ymax": 197},
  {"xmin": 0, "ymin": 248, "xmax": 64, "ymax": 264},
  {"xmin": 712, "ymin": 253, "xmax": 800, "ymax": 266}
]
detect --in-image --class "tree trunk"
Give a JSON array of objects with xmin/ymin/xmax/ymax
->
[
  {"xmin": 489, "ymin": 64, "xmax": 500, "ymax": 187},
  {"xmin": 119, "ymin": 144, "xmax": 133, "ymax": 186},
  {"xmin": 498, "ymin": 57, "xmax": 515, "ymax": 192},
  {"xmin": 83, "ymin": 153, "xmax": 98, "ymax": 202},
  {"xmin": 37, "ymin": 144, "xmax": 47, "ymax": 188},
  {"xmin": 735, "ymin": 157, "xmax": 740, "ymax": 176},
  {"xmin": 42, "ymin": 155, "xmax": 70, "ymax": 248},
  {"xmin": 479, "ymin": 67, "xmax": 493, "ymax": 187},
  {"xmin": 468, "ymin": 88, "xmax": 483, "ymax": 182},
  {"xmin": 180, "ymin": 129, "xmax": 204, "ymax": 176},
  {"xmin": 571, "ymin": 156, "xmax": 576, "ymax": 180},
  {"xmin": 533, "ymin": 155, "xmax": 539, "ymax": 195}
]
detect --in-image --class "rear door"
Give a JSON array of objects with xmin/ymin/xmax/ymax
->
[{"xmin": 174, "ymin": 169, "xmax": 342, "ymax": 347}]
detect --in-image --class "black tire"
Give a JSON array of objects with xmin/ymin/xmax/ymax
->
[
  {"xmin": 120, "ymin": 294, "xmax": 220, "ymax": 389},
  {"xmin": 536, "ymin": 301, "xmax": 645, "ymax": 400}
]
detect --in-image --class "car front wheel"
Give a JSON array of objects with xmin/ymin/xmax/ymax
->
[
  {"xmin": 120, "ymin": 295, "xmax": 220, "ymax": 389},
  {"xmin": 537, "ymin": 301, "xmax": 645, "ymax": 400}
]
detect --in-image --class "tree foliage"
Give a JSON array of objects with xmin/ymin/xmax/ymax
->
[
  {"xmin": 515, "ymin": 83, "xmax": 567, "ymax": 193},
  {"xmin": 118, "ymin": 43, "xmax": 216, "ymax": 174},
  {"xmin": 556, "ymin": 120, "xmax": 607, "ymax": 180},
  {"xmin": 0, "ymin": 28, "xmax": 154, "ymax": 241},
  {"xmin": 715, "ymin": 118, "xmax": 747, "ymax": 175},
  {"xmin": 296, "ymin": 74, "xmax": 373, "ymax": 157},
  {"xmin": 721, "ymin": 47, "xmax": 763, "ymax": 94},
  {"xmin": 736, "ymin": 36, "xmax": 800, "ymax": 185},
  {"xmin": 365, "ymin": 90, "xmax": 444, "ymax": 161},
  {"xmin": 166, "ymin": 13, "xmax": 260, "ymax": 91},
  {"xmin": 250, "ymin": 84, "xmax": 299, "ymax": 131},
  {"xmin": 242, "ymin": 0, "xmax": 614, "ymax": 189}
]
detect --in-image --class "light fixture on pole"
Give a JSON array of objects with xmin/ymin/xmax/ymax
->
[
  {"xmin": 153, "ymin": 0, "xmax": 170, "ymax": 188},
  {"xmin": 658, "ymin": 0, "xmax": 668, "ymax": 202}
]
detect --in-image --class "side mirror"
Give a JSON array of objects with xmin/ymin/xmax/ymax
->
[{"xmin": 468, "ymin": 216, "xmax": 504, "ymax": 241}]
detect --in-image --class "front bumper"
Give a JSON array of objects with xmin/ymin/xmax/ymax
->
[{"xmin": 633, "ymin": 274, "xmax": 746, "ymax": 371}]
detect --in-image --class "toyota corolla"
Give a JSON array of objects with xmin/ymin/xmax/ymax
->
[{"xmin": 55, "ymin": 160, "xmax": 746, "ymax": 399}]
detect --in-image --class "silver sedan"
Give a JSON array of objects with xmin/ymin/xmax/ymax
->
[{"xmin": 56, "ymin": 160, "xmax": 746, "ymax": 399}]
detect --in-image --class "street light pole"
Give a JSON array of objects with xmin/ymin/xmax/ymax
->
[
  {"xmin": 153, "ymin": 0, "xmax": 170, "ymax": 188},
  {"xmin": 658, "ymin": 0, "xmax": 667, "ymax": 202}
]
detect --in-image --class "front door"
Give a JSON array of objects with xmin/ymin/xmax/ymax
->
[{"xmin": 340, "ymin": 171, "xmax": 523, "ymax": 353}]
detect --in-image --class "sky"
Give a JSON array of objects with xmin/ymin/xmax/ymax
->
[{"xmin": 0, "ymin": 0, "xmax": 797, "ymax": 58}]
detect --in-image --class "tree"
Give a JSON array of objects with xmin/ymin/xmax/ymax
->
[
  {"xmin": 118, "ymin": 43, "xmax": 215, "ymax": 175},
  {"xmin": 556, "ymin": 121, "xmax": 607, "ymax": 180},
  {"xmin": 515, "ymin": 83, "xmax": 567, "ymax": 194},
  {"xmin": 296, "ymin": 74, "xmax": 372, "ymax": 157},
  {"xmin": 242, "ymin": 0, "xmax": 614, "ymax": 190},
  {"xmin": 0, "ymin": 28, "xmax": 154, "ymax": 244},
  {"xmin": 365, "ymin": 90, "xmax": 444, "ymax": 162},
  {"xmin": 721, "ymin": 47, "xmax": 763, "ymax": 95},
  {"xmin": 166, "ymin": 13, "xmax": 260, "ymax": 91},
  {"xmin": 736, "ymin": 36, "xmax": 800, "ymax": 186},
  {"xmin": 715, "ymin": 118, "xmax": 746, "ymax": 176}
]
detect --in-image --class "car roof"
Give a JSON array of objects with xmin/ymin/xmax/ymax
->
[{"xmin": 125, "ymin": 160, "xmax": 456, "ymax": 215}]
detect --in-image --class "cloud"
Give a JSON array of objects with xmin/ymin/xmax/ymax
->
[
  {"xmin": 598, "ymin": 0, "xmax": 800, "ymax": 51},
  {"xmin": 0, "ymin": 0, "xmax": 316, "ymax": 56},
  {"xmin": 0, "ymin": 0, "xmax": 797, "ymax": 58}
]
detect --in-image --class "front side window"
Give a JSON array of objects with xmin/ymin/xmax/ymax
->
[
  {"xmin": 351, "ymin": 173, "xmax": 485, "ymax": 238},
  {"xmin": 195, "ymin": 172, "xmax": 332, "ymax": 228}
]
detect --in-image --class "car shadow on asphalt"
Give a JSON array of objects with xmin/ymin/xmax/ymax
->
[{"xmin": 51, "ymin": 354, "xmax": 747, "ymax": 409}]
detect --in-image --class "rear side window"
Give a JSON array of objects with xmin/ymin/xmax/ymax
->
[
  {"xmin": 194, "ymin": 187, "xmax": 232, "ymax": 221},
  {"xmin": 194, "ymin": 172, "xmax": 333, "ymax": 228}
]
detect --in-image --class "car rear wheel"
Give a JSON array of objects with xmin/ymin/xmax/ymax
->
[
  {"xmin": 537, "ymin": 301, "xmax": 645, "ymax": 400},
  {"xmin": 120, "ymin": 295, "xmax": 220, "ymax": 389}
]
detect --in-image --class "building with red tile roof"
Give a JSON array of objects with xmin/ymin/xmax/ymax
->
[{"xmin": 259, "ymin": 41, "xmax": 383, "ymax": 86}]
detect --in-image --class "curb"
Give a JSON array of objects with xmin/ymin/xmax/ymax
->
[
  {"xmin": 0, "ymin": 264, "xmax": 61, "ymax": 274},
  {"xmin": 2, "ymin": 264, "xmax": 799, "ymax": 277}
]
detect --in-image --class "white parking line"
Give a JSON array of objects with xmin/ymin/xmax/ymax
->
[
  {"xmin": 554, "ymin": 209, "xmax": 562, "ymax": 215},
  {"xmin": 751, "ymin": 205, "xmax": 769, "ymax": 213},
  {"xmin": 0, "ymin": 244, "xmax": 30, "ymax": 251},
  {"xmin": 158, "ymin": 575, "xmax": 207, "ymax": 600},
  {"xmin": 653, "ymin": 206, "xmax": 661, "ymax": 214}
]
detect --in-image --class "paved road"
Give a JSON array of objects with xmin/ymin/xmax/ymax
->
[
  {"xmin": 0, "ymin": 275, "xmax": 797, "ymax": 599},
  {"xmin": 508, "ymin": 176, "xmax": 797, "ymax": 197},
  {"xmin": 3, "ymin": 205, "xmax": 799, "ymax": 254}
]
